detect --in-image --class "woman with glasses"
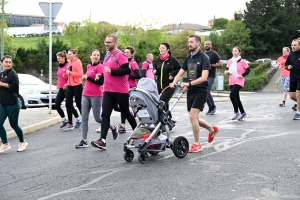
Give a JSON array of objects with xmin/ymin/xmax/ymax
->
[
  {"xmin": 0, "ymin": 55, "xmax": 28, "ymax": 153},
  {"xmin": 153, "ymin": 42, "xmax": 181, "ymax": 120}
]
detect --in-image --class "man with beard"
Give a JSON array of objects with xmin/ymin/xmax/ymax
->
[
  {"xmin": 91, "ymin": 34, "xmax": 137, "ymax": 150},
  {"xmin": 285, "ymin": 39, "xmax": 300, "ymax": 120},
  {"xmin": 204, "ymin": 40, "xmax": 222, "ymax": 115},
  {"xmin": 169, "ymin": 35, "xmax": 219, "ymax": 153}
]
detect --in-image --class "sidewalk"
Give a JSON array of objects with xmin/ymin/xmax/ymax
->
[
  {"xmin": 3, "ymin": 107, "xmax": 61, "ymax": 141},
  {"xmin": 2, "ymin": 92, "xmax": 230, "ymax": 142}
]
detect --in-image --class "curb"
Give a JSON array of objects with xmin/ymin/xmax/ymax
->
[{"xmin": 5, "ymin": 116, "xmax": 61, "ymax": 141}]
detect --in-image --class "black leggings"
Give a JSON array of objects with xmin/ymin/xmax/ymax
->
[
  {"xmin": 159, "ymin": 87, "xmax": 175, "ymax": 118},
  {"xmin": 230, "ymin": 84, "xmax": 245, "ymax": 114},
  {"xmin": 55, "ymin": 88, "xmax": 79, "ymax": 119},
  {"xmin": 101, "ymin": 92, "xmax": 137, "ymax": 140},
  {"xmin": 65, "ymin": 84, "xmax": 82, "ymax": 125}
]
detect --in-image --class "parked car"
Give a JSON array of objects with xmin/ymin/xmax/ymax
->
[
  {"xmin": 18, "ymin": 74, "xmax": 57, "ymax": 109},
  {"xmin": 255, "ymin": 58, "xmax": 276, "ymax": 67}
]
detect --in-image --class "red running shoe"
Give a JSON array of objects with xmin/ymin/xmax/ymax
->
[{"xmin": 208, "ymin": 126, "xmax": 219, "ymax": 143}]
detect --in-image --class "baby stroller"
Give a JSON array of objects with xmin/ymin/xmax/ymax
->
[{"xmin": 123, "ymin": 78, "xmax": 189, "ymax": 164}]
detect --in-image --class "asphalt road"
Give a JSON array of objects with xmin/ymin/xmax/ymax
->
[{"xmin": 1, "ymin": 92, "xmax": 300, "ymax": 200}]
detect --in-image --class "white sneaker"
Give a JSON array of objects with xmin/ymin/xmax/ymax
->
[
  {"xmin": 17, "ymin": 141, "xmax": 28, "ymax": 152},
  {"xmin": 0, "ymin": 144, "xmax": 11, "ymax": 153},
  {"xmin": 96, "ymin": 128, "xmax": 101, "ymax": 133}
]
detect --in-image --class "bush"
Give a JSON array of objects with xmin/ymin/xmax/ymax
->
[{"xmin": 253, "ymin": 62, "xmax": 271, "ymax": 75}]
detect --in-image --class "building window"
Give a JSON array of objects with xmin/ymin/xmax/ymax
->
[
  {"xmin": 37, "ymin": 19, "xmax": 41, "ymax": 24},
  {"xmin": 7, "ymin": 18, "xmax": 10, "ymax": 23},
  {"xmin": 32, "ymin": 19, "xmax": 35, "ymax": 24},
  {"xmin": 11, "ymin": 18, "xmax": 15, "ymax": 24},
  {"xmin": 26, "ymin": 19, "xmax": 30, "ymax": 26}
]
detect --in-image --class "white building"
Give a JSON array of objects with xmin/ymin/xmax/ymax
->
[{"xmin": 5, "ymin": 22, "xmax": 67, "ymax": 37}]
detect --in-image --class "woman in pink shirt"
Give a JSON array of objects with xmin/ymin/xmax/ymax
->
[
  {"xmin": 117, "ymin": 46, "xmax": 140, "ymax": 134},
  {"xmin": 276, "ymin": 47, "xmax": 290, "ymax": 107},
  {"xmin": 75, "ymin": 49, "xmax": 117, "ymax": 148},
  {"xmin": 55, "ymin": 51, "xmax": 80, "ymax": 129},
  {"xmin": 224, "ymin": 46, "xmax": 250, "ymax": 121},
  {"xmin": 141, "ymin": 53, "xmax": 155, "ymax": 80}
]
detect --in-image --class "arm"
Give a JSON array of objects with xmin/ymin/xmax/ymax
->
[
  {"xmin": 70, "ymin": 60, "xmax": 83, "ymax": 78},
  {"xmin": 211, "ymin": 60, "xmax": 222, "ymax": 68},
  {"xmin": 285, "ymin": 55, "xmax": 292, "ymax": 70},
  {"xmin": 170, "ymin": 58, "xmax": 181, "ymax": 77},
  {"xmin": 172, "ymin": 69, "xmax": 185, "ymax": 85},
  {"xmin": 142, "ymin": 70, "xmax": 147, "ymax": 78},
  {"xmin": 110, "ymin": 63, "xmax": 131, "ymax": 76},
  {"xmin": 241, "ymin": 67, "xmax": 250, "ymax": 77},
  {"xmin": 129, "ymin": 69, "xmax": 141, "ymax": 79},
  {"xmin": 87, "ymin": 76, "xmax": 104, "ymax": 85}
]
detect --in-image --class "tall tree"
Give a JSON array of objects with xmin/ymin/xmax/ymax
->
[
  {"xmin": 219, "ymin": 20, "xmax": 253, "ymax": 58},
  {"xmin": 243, "ymin": 0, "xmax": 300, "ymax": 56},
  {"xmin": 212, "ymin": 18, "xmax": 229, "ymax": 30}
]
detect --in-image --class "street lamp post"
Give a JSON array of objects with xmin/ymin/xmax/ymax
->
[
  {"xmin": 1, "ymin": 0, "xmax": 4, "ymax": 58},
  {"xmin": 132, "ymin": 27, "xmax": 136, "ymax": 47}
]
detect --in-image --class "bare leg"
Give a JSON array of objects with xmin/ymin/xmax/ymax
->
[
  {"xmin": 189, "ymin": 108, "xmax": 200, "ymax": 143},
  {"xmin": 296, "ymin": 91, "xmax": 300, "ymax": 111}
]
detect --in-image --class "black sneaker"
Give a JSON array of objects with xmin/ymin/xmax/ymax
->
[
  {"xmin": 292, "ymin": 104, "xmax": 297, "ymax": 111},
  {"xmin": 91, "ymin": 138, "xmax": 106, "ymax": 150},
  {"xmin": 279, "ymin": 102, "xmax": 285, "ymax": 107},
  {"xmin": 112, "ymin": 126, "xmax": 119, "ymax": 140},
  {"xmin": 75, "ymin": 140, "xmax": 89, "ymax": 148}
]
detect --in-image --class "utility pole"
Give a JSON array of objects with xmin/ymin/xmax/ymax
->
[{"xmin": 39, "ymin": 2, "xmax": 62, "ymax": 113}]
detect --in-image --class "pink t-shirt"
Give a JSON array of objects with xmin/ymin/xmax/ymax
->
[
  {"xmin": 103, "ymin": 50, "xmax": 129, "ymax": 93},
  {"xmin": 277, "ymin": 56, "xmax": 290, "ymax": 76},
  {"xmin": 128, "ymin": 59, "xmax": 139, "ymax": 87},
  {"xmin": 57, "ymin": 62, "xmax": 69, "ymax": 89},
  {"xmin": 142, "ymin": 61, "xmax": 154, "ymax": 80},
  {"xmin": 82, "ymin": 63, "xmax": 104, "ymax": 97},
  {"xmin": 227, "ymin": 59, "xmax": 249, "ymax": 87}
]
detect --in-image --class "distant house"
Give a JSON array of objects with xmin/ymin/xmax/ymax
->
[
  {"xmin": 5, "ymin": 22, "xmax": 67, "ymax": 37},
  {"xmin": 6, "ymin": 14, "xmax": 48, "ymax": 27},
  {"xmin": 161, "ymin": 23, "xmax": 211, "ymax": 35}
]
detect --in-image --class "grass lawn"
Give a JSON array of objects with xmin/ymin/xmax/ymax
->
[{"xmin": 12, "ymin": 37, "xmax": 70, "ymax": 49}]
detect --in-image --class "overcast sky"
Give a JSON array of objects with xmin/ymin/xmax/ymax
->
[{"xmin": 5, "ymin": 0, "xmax": 249, "ymax": 28}]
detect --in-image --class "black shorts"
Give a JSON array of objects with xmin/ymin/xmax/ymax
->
[
  {"xmin": 187, "ymin": 90, "xmax": 208, "ymax": 112},
  {"xmin": 289, "ymin": 80, "xmax": 300, "ymax": 92}
]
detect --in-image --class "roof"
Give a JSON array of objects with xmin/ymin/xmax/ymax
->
[{"xmin": 161, "ymin": 23, "xmax": 211, "ymax": 32}]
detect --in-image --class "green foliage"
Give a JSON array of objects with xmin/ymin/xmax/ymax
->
[
  {"xmin": 219, "ymin": 20, "xmax": 254, "ymax": 58},
  {"xmin": 248, "ymin": 63, "xmax": 260, "ymax": 69},
  {"xmin": 169, "ymin": 30, "xmax": 194, "ymax": 63},
  {"xmin": 243, "ymin": 0, "xmax": 300, "ymax": 56},
  {"xmin": 211, "ymin": 18, "xmax": 229, "ymax": 30},
  {"xmin": 253, "ymin": 62, "xmax": 271, "ymax": 75}
]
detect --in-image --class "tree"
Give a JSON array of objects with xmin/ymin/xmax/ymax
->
[
  {"xmin": 242, "ymin": 0, "xmax": 300, "ymax": 56},
  {"xmin": 219, "ymin": 20, "xmax": 253, "ymax": 58},
  {"xmin": 63, "ymin": 21, "xmax": 80, "ymax": 47},
  {"xmin": 211, "ymin": 18, "xmax": 229, "ymax": 30},
  {"xmin": 169, "ymin": 30, "xmax": 194, "ymax": 63}
]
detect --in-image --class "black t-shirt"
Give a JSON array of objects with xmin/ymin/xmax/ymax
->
[
  {"xmin": 205, "ymin": 50, "xmax": 221, "ymax": 78},
  {"xmin": 285, "ymin": 50, "xmax": 300, "ymax": 81},
  {"xmin": 182, "ymin": 50, "xmax": 211, "ymax": 92}
]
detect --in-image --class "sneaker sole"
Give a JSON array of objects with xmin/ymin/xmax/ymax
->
[
  {"xmin": 293, "ymin": 118, "xmax": 300, "ymax": 120},
  {"xmin": 91, "ymin": 142, "xmax": 106, "ymax": 150},
  {"xmin": 75, "ymin": 145, "xmax": 89, "ymax": 149}
]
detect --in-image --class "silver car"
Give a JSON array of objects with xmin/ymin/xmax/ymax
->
[{"xmin": 18, "ymin": 74, "xmax": 57, "ymax": 109}]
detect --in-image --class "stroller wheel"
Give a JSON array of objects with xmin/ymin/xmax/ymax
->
[
  {"xmin": 138, "ymin": 152, "xmax": 149, "ymax": 164},
  {"xmin": 172, "ymin": 136, "xmax": 189, "ymax": 158},
  {"xmin": 124, "ymin": 150, "xmax": 134, "ymax": 162}
]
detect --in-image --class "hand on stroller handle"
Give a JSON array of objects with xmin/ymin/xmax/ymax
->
[{"xmin": 168, "ymin": 82, "xmax": 187, "ymax": 94}]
